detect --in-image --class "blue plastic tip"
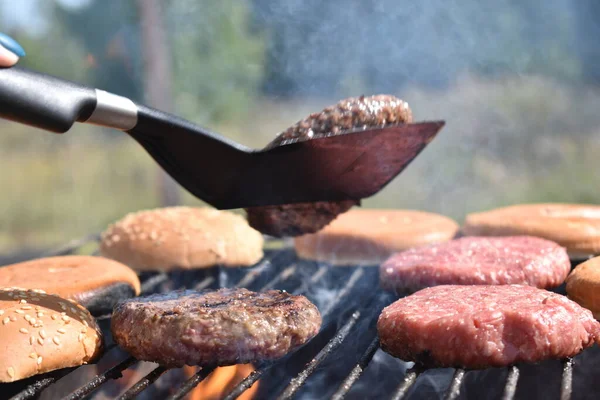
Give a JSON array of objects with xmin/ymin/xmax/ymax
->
[{"xmin": 0, "ymin": 33, "xmax": 26, "ymax": 57}]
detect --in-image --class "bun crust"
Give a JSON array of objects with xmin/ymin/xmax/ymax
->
[
  {"xmin": 100, "ymin": 207, "xmax": 264, "ymax": 271},
  {"xmin": 566, "ymin": 256, "xmax": 600, "ymax": 319},
  {"xmin": 293, "ymin": 209, "xmax": 459, "ymax": 266},
  {"xmin": 0, "ymin": 256, "xmax": 140, "ymax": 303},
  {"xmin": 0, "ymin": 288, "xmax": 103, "ymax": 382},
  {"xmin": 463, "ymin": 203, "xmax": 600, "ymax": 257}
]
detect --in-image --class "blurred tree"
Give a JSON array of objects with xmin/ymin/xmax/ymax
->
[
  {"xmin": 136, "ymin": 0, "xmax": 181, "ymax": 206},
  {"xmin": 166, "ymin": 0, "xmax": 266, "ymax": 126},
  {"xmin": 53, "ymin": 0, "xmax": 142, "ymax": 102}
]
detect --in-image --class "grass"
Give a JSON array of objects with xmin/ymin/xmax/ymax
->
[{"xmin": 1, "ymin": 73, "xmax": 600, "ymax": 253}]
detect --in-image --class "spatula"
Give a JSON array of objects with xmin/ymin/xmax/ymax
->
[{"xmin": 0, "ymin": 67, "xmax": 445, "ymax": 209}]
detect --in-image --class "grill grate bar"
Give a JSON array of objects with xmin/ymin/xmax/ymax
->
[
  {"xmin": 330, "ymin": 337, "xmax": 380, "ymax": 400},
  {"xmin": 63, "ymin": 356, "xmax": 137, "ymax": 400},
  {"xmin": 501, "ymin": 366, "xmax": 520, "ymax": 400},
  {"xmin": 140, "ymin": 273, "xmax": 169, "ymax": 293},
  {"xmin": 234, "ymin": 255, "xmax": 276, "ymax": 288},
  {"xmin": 292, "ymin": 266, "xmax": 327, "ymax": 295},
  {"xmin": 222, "ymin": 365, "xmax": 265, "ymax": 400},
  {"xmin": 320, "ymin": 268, "xmax": 364, "ymax": 317},
  {"xmin": 260, "ymin": 264, "xmax": 297, "ymax": 291},
  {"xmin": 116, "ymin": 365, "xmax": 167, "ymax": 400},
  {"xmin": 275, "ymin": 310, "xmax": 362, "ymax": 400},
  {"xmin": 194, "ymin": 276, "xmax": 215, "ymax": 291},
  {"xmin": 443, "ymin": 369, "xmax": 465, "ymax": 400},
  {"xmin": 390, "ymin": 369, "xmax": 420, "ymax": 400},
  {"xmin": 9, "ymin": 372, "xmax": 73, "ymax": 400},
  {"xmin": 560, "ymin": 358, "xmax": 573, "ymax": 400},
  {"xmin": 164, "ymin": 366, "xmax": 216, "ymax": 400}
]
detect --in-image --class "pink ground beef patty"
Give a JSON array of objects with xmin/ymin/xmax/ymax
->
[
  {"xmin": 377, "ymin": 285, "xmax": 600, "ymax": 369},
  {"xmin": 380, "ymin": 236, "xmax": 570, "ymax": 293}
]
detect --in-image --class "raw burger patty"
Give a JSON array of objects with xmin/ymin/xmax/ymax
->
[
  {"xmin": 380, "ymin": 236, "xmax": 570, "ymax": 293},
  {"xmin": 245, "ymin": 95, "xmax": 412, "ymax": 237},
  {"xmin": 377, "ymin": 285, "xmax": 600, "ymax": 369},
  {"xmin": 111, "ymin": 288, "xmax": 322, "ymax": 367}
]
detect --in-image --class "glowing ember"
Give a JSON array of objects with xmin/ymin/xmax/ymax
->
[{"xmin": 183, "ymin": 364, "xmax": 259, "ymax": 400}]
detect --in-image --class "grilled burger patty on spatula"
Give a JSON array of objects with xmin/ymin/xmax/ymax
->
[{"xmin": 245, "ymin": 95, "xmax": 413, "ymax": 237}]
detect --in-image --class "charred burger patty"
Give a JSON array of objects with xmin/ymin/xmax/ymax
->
[
  {"xmin": 246, "ymin": 95, "xmax": 413, "ymax": 237},
  {"xmin": 111, "ymin": 288, "xmax": 322, "ymax": 367}
]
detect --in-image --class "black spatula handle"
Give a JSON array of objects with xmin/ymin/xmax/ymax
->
[{"xmin": 0, "ymin": 66, "xmax": 97, "ymax": 133}]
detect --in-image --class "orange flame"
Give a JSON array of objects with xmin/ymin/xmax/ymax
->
[{"xmin": 183, "ymin": 364, "xmax": 259, "ymax": 400}]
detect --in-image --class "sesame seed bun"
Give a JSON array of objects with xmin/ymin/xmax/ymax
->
[
  {"xmin": 0, "ymin": 288, "xmax": 103, "ymax": 382},
  {"xmin": 0, "ymin": 256, "xmax": 140, "ymax": 306},
  {"xmin": 293, "ymin": 209, "xmax": 459, "ymax": 266},
  {"xmin": 566, "ymin": 256, "xmax": 600, "ymax": 319},
  {"xmin": 99, "ymin": 207, "xmax": 264, "ymax": 271},
  {"xmin": 463, "ymin": 203, "xmax": 600, "ymax": 258}
]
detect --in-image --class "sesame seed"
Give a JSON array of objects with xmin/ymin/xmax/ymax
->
[
  {"xmin": 29, "ymin": 318, "xmax": 36, "ymax": 325},
  {"xmin": 57, "ymin": 328, "xmax": 66, "ymax": 334},
  {"xmin": 2, "ymin": 318, "xmax": 9, "ymax": 325},
  {"xmin": 37, "ymin": 338, "xmax": 44, "ymax": 345},
  {"xmin": 62, "ymin": 316, "xmax": 70, "ymax": 323},
  {"xmin": 51, "ymin": 314, "xmax": 58, "ymax": 320},
  {"xmin": 24, "ymin": 315, "xmax": 30, "ymax": 321},
  {"xmin": 21, "ymin": 306, "xmax": 32, "ymax": 310},
  {"xmin": 9, "ymin": 316, "xmax": 16, "ymax": 322},
  {"xmin": 7, "ymin": 367, "xmax": 15, "ymax": 378},
  {"xmin": 29, "ymin": 336, "xmax": 34, "ymax": 345},
  {"xmin": 61, "ymin": 312, "xmax": 66, "ymax": 316},
  {"xmin": 19, "ymin": 328, "xmax": 28, "ymax": 334},
  {"xmin": 19, "ymin": 299, "xmax": 26, "ymax": 304},
  {"xmin": 83, "ymin": 321, "xmax": 89, "ymax": 327},
  {"xmin": 14, "ymin": 310, "xmax": 24, "ymax": 314},
  {"xmin": 39, "ymin": 330, "xmax": 47, "ymax": 339},
  {"xmin": 37, "ymin": 312, "xmax": 44, "ymax": 318},
  {"xmin": 52, "ymin": 337, "xmax": 60, "ymax": 345},
  {"xmin": 78, "ymin": 333, "xmax": 84, "ymax": 342},
  {"xmin": 80, "ymin": 327, "xmax": 87, "ymax": 333},
  {"xmin": 37, "ymin": 356, "xmax": 42, "ymax": 365},
  {"xmin": 0, "ymin": 310, "xmax": 4, "ymax": 316},
  {"xmin": 29, "ymin": 352, "xmax": 36, "ymax": 359}
]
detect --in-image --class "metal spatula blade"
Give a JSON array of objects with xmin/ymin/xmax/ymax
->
[{"xmin": 0, "ymin": 67, "xmax": 445, "ymax": 209}]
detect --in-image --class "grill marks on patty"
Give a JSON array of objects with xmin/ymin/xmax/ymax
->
[{"xmin": 246, "ymin": 95, "xmax": 413, "ymax": 237}]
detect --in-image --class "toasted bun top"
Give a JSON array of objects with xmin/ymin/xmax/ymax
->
[
  {"xmin": 0, "ymin": 288, "xmax": 103, "ymax": 382},
  {"xmin": 99, "ymin": 207, "xmax": 264, "ymax": 271},
  {"xmin": 293, "ymin": 209, "xmax": 459, "ymax": 265},
  {"xmin": 463, "ymin": 203, "xmax": 600, "ymax": 256},
  {"xmin": 0, "ymin": 256, "xmax": 141, "ymax": 301}
]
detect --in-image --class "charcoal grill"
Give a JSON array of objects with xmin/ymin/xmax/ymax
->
[{"xmin": 0, "ymin": 235, "xmax": 596, "ymax": 400}]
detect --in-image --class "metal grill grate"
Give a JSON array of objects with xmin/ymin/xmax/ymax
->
[{"xmin": 0, "ymin": 235, "xmax": 590, "ymax": 400}]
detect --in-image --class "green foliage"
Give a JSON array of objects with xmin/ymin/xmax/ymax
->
[{"xmin": 167, "ymin": 0, "xmax": 266, "ymax": 126}]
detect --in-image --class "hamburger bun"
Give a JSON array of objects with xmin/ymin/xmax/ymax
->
[
  {"xmin": 100, "ymin": 207, "xmax": 264, "ymax": 271},
  {"xmin": 463, "ymin": 203, "xmax": 600, "ymax": 258},
  {"xmin": 293, "ymin": 209, "xmax": 459, "ymax": 266},
  {"xmin": 566, "ymin": 256, "xmax": 600, "ymax": 319},
  {"xmin": 0, "ymin": 288, "xmax": 103, "ymax": 382},
  {"xmin": 0, "ymin": 256, "xmax": 140, "ymax": 309}
]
